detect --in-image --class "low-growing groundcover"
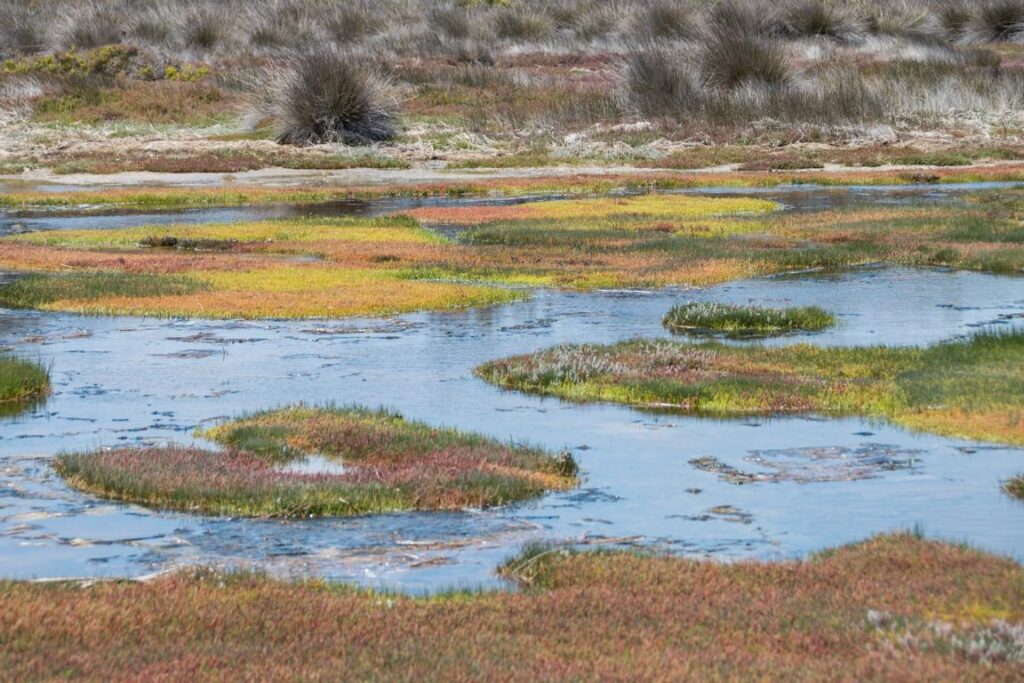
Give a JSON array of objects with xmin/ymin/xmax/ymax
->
[
  {"xmin": 1, "ymin": 534, "xmax": 1022, "ymax": 680},
  {"xmin": 0, "ymin": 355, "xmax": 50, "ymax": 407},
  {"xmin": 54, "ymin": 405, "xmax": 577, "ymax": 517},
  {"xmin": 0, "ymin": 196, "xmax": 771, "ymax": 318},
  {"xmin": 477, "ymin": 329, "xmax": 1024, "ymax": 447},
  {"xmin": 662, "ymin": 302, "xmax": 835, "ymax": 338},
  {"xmin": 6, "ymin": 187, "xmax": 1024, "ymax": 319}
]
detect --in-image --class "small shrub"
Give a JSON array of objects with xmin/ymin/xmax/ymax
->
[{"xmin": 265, "ymin": 48, "xmax": 399, "ymax": 145}]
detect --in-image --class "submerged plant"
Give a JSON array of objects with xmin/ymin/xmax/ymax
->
[
  {"xmin": 1005, "ymin": 475, "xmax": 1024, "ymax": 500},
  {"xmin": 263, "ymin": 48, "xmax": 399, "ymax": 146},
  {"xmin": 662, "ymin": 302, "xmax": 835, "ymax": 337}
]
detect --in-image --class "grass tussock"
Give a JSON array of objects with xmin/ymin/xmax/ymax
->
[
  {"xmin": 0, "ymin": 355, "xmax": 50, "ymax": 406},
  {"xmin": 1, "ymin": 534, "xmax": 1022, "ymax": 679},
  {"xmin": 662, "ymin": 302, "xmax": 836, "ymax": 338},
  {"xmin": 55, "ymin": 405, "xmax": 577, "ymax": 517},
  {"xmin": 263, "ymin": 48, "xmax": 399, "ymax": 146},
  {"xmin": 6, "ymin": 0, "xmax": 1024, "ymax": 148},
  {"xmin": 1005, "ymin": 475, "xmax": 1024, "ymax": 500},
  {"xmin": 476, "ymin": 329, "xmax": 1024, "ymax": 446}
]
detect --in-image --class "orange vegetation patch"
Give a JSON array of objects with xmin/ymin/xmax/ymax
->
[
  {"xmin": 0, "ymin": 243, "xmax": 279, "ymax": 274},
  {"xmin": 0, "ymin": 534, "xmax": 1021, "ymax": 680}
]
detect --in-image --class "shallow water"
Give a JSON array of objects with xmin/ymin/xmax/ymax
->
[
  {"xmin": 2, "ymin": 180, "xmax": 1019, "ymax": 236},
  {"xmin": 2, "ymin": 182, "xmax": 1024, "ymax": 591},
  {"xmin": 2, "ymin": 262, "xmax": 1023, "ymax": 592}
]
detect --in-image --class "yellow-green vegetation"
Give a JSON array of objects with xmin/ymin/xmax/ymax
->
[
  {"xmin": 1005, "ymin": 476, "xmax": 1024, "ymax": 501},
  {"xmin": 5, "ymin": 188, "xmax": 1024, "ymax": 318},
  {"xmin": 0, "ymin": 196, "xmax": 773, "ymax": 318},
  {"xmin": 0, "ymin": 217, "xmax": 520, "ymax": 319},
  {"xmin": 2, "ymin": 534, "xmax": 1022, "ymax": 680},
  {"xmin": 55, "ymin": 405, "xmax": 577, "ymax": 517},
  {"xmin": 662, "ymin": 302, "xmax": 836, "ymax": 338},
  {"xmin": 0, "ymin": 355, "xmax": 50, "ymax": 408},
  {"xmin": 11, "ymin": 217, "xmax": 444, "ymax": 249},
  {"xmin": 476, "ymin": 330, "xmax": 1024, "ymax": 446},
  {"xmin": 408, "ymin": 193, "xmax": 776, "ymax": 224}
]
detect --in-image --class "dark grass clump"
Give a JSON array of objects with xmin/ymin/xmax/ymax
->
[
  {"xmin": 178, "ymin": 5, "xmax": 229, "ymax": 51},
  {"xmin": 701, "ymin": 31, "xmax": 790, "ymax": 90},
  {"xmin": 56, "ymin": 0, "xmax": 124, "ymax": 50},
  {"xmin": 266, "ymin": 48, "xmax": 399, "ymax": 146},
  {"xmin": 327, "ymin": 6, "xmax": 383, "ymax": 44},
  {"xmin": 624, "ymin": 48, "xmax": 699, "ymax": 116},
  {"xmin": 0, "ymin": 355, "xmax": 50, "ymax": 406},
  {"xmin": 939, "ymin": 2, "xmax": 974, "ymax": 41},
  {"xmin": 1005, "ymin": 475, "xmax": 1024, "ymax": 500},
  {"xmin": 428, "ymin": 7, "xmax": 474, "ymax": 40},
  {"xmin": 860, "ymin": 1, "xmax": 937, "ymax": 40},
  {"xmin": 966, "ymin": 0, "xmax": 1024, "ymax": 44},
  {"xmin": 778, "ymin": 0, "xmax": 858, "ymax": 42},
  {"xmin": 634, "ymin": 1, "xmax": 699, "ymax": 41},
  {"xmin": 709, "ymin": 0, "xmax": 776, "ymax": 37},
  {"xmin": 0, "ymin": 6, "xmax": 46, "ymax": 56},
  {"xmin": 54, "ymin": 405, "xmax": 577, "ymax": 517},
  {"xmin": 0, "ymin": 272, "xmax": 208, "ymax": 310},
  {"xmin": 493, "ymin": 9, "xmax": 553, "ymax": 42},
  {"xmin": 662, "ymin": 302, "xmax": 836, "ymax": 338}
]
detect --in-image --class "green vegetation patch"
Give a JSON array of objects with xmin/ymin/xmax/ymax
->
[
  {"xmin": 662, "ymin": 302, "xmax": 836, "ymax": 338},
  {"xmin": 0, "ymin": 272, "xmax": 209, "ymax": 310},
  {"xmin": 55, "ymin": 405, "xmax": 577, "ymax": 517},
  {"xmin": 0, "ymin": 356, "xmax": 50, "ymax": 407},
  {"xmin": 476, "ymin": 330, "xmax": 1024, "ymax": 446},
  {"xmin": 1, "ymin": 534, "xmax": 1022, "ymax": 680}
]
